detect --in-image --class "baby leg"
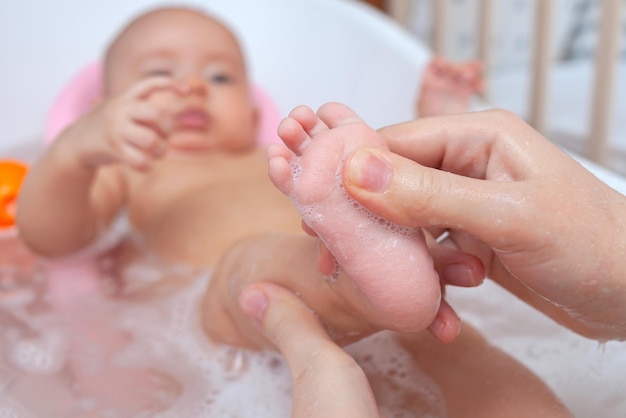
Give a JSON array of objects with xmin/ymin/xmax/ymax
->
[
  {"xmin": 417, "ymin": 57, "xmax": 483, "ymax": 117},
  {"xmin": 267, "ymin": 102, "xmax": 440, "ymax": 331},
  {"xmin": 387, "ymin": 326, "xmax": 572, "ymax": 417},
  {"xmin": 342, "ymin": 326, "xmax": 572, "ymax": 417}
]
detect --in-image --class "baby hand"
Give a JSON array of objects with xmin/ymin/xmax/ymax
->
[{"xmin": 74, "ymin": 77, "xmax": 184, "ymax": 170}]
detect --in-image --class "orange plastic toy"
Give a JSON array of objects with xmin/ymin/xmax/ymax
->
[{"xmin": 0, "ymin": 160, "xmax": 28, "ymax": 229}]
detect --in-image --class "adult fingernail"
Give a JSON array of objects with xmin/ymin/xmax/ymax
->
[
  {"xmin": 443, "ymin": 263, "xmax": 481, "ymax": 287},
  {"xmin": 347, "ymin": 149, "xmax": 391, "ymax": 193},
  {"xmin": 429, "ymin": 312, "xmax": 462, "ymax": 342},
  {"xmin": 239, "ymin": 286, "xmax": 269, "ymax": 325}
]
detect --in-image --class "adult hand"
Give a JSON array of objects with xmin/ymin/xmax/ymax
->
[
  {"xmin": 203, "ymin": 233, "xmax": 484, "ymax": 352},
  {"xmin": 342, "ymin": 109, "xmax": 626, "ymax": 340},
  {"xmin": 238, "ymin": 282, "xmax": 382, "ymax": 418}
]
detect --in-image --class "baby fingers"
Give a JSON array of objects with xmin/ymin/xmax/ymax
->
[
  {"xmin": 128, "ymin": 101, "xmax": 174, "ymax": 136},
  {"xmin": 119, "ymin": 142, "xmax": 154, "ymax": 171},
  {"xmin": 114, "ymin": 116, "xmax": 169, "ymax": 171},
  {"xmin": 126, "ymin": 76, "xmax": 185, "ymax": 100},
  {"xmin": 121, "ymin": 123, "xmax": 168, "ymax": 158}
]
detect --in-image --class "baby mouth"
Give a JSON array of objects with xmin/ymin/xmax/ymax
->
[{"xmin": 175, "ymin": 109, "xmax": 209, "ymax": 130}]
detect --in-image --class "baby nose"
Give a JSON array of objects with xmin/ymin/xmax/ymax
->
[{"xmin": 181, "ymin": 74, "xmax": 208, "ymax": 96}]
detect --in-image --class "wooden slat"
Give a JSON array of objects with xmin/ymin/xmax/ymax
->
[
  {"xmin": 529, "ymin": 0, "xmax": 554, "ymax": 135},
  {"xmin": 588, "ymin": 0, "xmax": 624, "ymax": 164},
  {"xmin": 386, "ymin": 0, "xmax": 412, "ymax": 29},
  {"xmin": 478, "ymin": 0, "xmax": 494, "ymax": 101},
  {"xmin": 433, "ymin": 0, "xmax": 448, "ymax": 55}
]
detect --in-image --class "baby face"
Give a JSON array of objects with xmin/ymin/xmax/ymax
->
[{"xmin": 106, "ymin": 9, "xmax": 257, "ymax": 153}]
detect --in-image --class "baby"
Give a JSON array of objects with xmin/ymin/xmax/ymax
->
[
  {"xmin": 14, "ymin": 6, "xmax": 570, "ymax": 417},
  {"xmin": 17, "ymin": 5, "xmax": 440, "ymax": 342}
]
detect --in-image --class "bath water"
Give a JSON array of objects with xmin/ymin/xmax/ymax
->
[{"xmin": 0, "ymin": 239, "xmax": 447, "ymax": 418}]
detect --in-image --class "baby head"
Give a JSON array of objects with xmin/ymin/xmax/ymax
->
[{"xmin": 103, "ymin": 7, "xmax": 258, "ymax": 153}]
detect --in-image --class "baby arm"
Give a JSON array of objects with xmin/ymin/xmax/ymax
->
[{"xmin": 17, "ymin": 77, "xmax": 180, "ymax": 257}]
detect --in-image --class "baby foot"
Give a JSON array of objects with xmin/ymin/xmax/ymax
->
[
  {"xmin": 268, "ymin": 102, "xmax": 441, "ymax": 331},
  {"xmin": 417, "ymin": 57, "xmax": 483, "ymax": 117}
]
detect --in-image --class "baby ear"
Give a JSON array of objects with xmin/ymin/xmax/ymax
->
[{"xmin": 252, "ymin": 105, "xmax": 260, "ymax": 131}]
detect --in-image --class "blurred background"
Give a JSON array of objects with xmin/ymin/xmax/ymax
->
[
  {"xmin": 2, "ymin": 0, "xmax": 624, "ymax": 174},
  {"xmin": 367, "ymin": 0, "xmax": 626, "ymax": 175}
]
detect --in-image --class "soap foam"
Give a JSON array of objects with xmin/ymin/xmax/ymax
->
[
  {"xmin": 348, "ymin": 332, "xmax": 448, "ymax": 418},
  {"xmin": 0, "ymin": 248, "xmax": 447, "ymax": 417}
]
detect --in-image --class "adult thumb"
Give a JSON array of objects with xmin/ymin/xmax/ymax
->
[
  {"xmin": 342, "ymin": 148, "xmax": 521, "ymax": 244},
  {"xmin": 238, "ymin": 282, "xmax": 381, "ymax": 418}
]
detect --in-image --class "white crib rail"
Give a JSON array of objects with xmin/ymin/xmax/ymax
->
[{"xmin": 387, "ymin": 0, "xmax": 624, "ymax": 169}]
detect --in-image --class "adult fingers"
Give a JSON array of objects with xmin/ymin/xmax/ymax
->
[
  {"xmin": 427, "ymin": 298, "xmax": 461, "ymax": 344},
  {"xmin": 378, "ymin": 109, "xmax": 541, "ymax": 176},
  {"xmin": 349, "ymin": 109, "xmax": 585, "ymax": 254},
  {"xmin": 422, "ymin": 233, "xmax": 485, "ymax": 343},
  {"xmin": 239, "ymin": 283, "xmax": 381, "ymax": 418},
  {"xmin": 427, "ymin": 232, "xmax": 485, "ymax": 288}
]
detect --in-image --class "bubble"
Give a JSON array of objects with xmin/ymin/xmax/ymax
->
[
  {"xmin": 290, "ymin": 162, "xmax": 302, "ymax": 183},
  {"xmin": 7, "ymin": 332, "xmax": 67, "ymax": 375},
  {"xmin": 98, "ymin": 408, "xmax": 121, "ymax": 418},
  {"xmin": 120, "ymin": 262, "xmax": 166, "ymax": 293},
  {"xmin": 0, "ymin": 366, "xmax": 17, "ymax": 395},
  {"xmin": 0, "ymin": 406, "xmax": 22, "ymax": 418},
  {"xmin": 348, "ymin": 332, "xmax": 447, "ymax": 418},
  {"xmin": 218, "ymin": 348, "xmax": 248, "ymax": 380},
  {"xmin": 76, "ymin": 398, "xmax": 98, "ymax": 412},
  {"xmin": 266, "ymin": 355, "xmax": 283, "ymax": 372},
  {"xmin": 341, "ymin": 195, "xmax": 417, "ymax": 239},
  {"xmin": 0, "ymin": 287, "xmax": 35, "ymax": 309}
]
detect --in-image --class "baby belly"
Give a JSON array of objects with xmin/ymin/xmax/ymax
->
[{"xmin": 126, "ymin": 187, "xmax": 300, "ymax": 268}]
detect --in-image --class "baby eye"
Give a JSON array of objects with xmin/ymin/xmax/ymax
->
[
  {"xmin": 145, "ymin": 69, "xmax": 173, "ymax": 78},
  {"xmin": 208, "ymin": 73, "xmax": 232, "ymax": 84}
]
